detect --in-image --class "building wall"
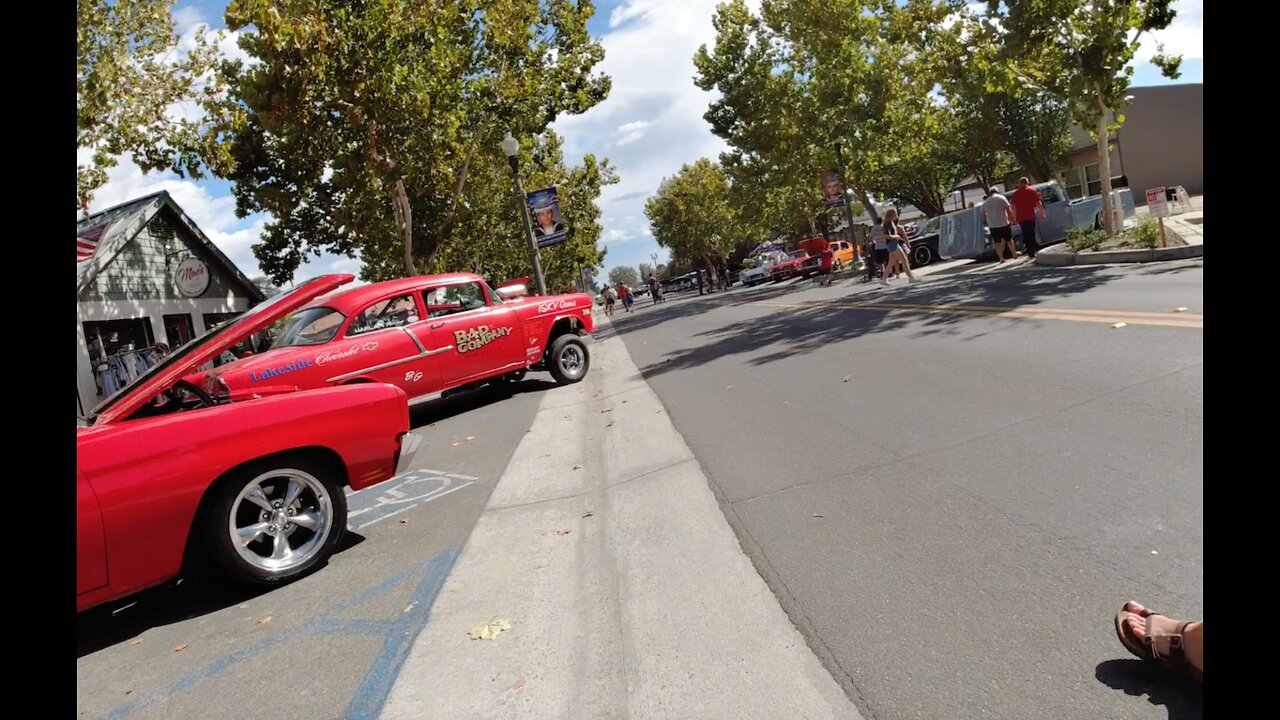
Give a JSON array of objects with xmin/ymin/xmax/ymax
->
[
  {"xmin": 80, "ymin": 213, "xmax": 245, "ymax": 303},
  {"xmin": 1114, "ymin": 84, "xmax": 1203, "ymax": 200},
  {"xmin": 76, "ymin": 208, "xmax": 260, "ymax": 414}
]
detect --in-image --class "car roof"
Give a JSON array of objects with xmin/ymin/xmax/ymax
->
[{"xmin": 305, "ymin": 272, "xmax": 484, "ymax": 312}]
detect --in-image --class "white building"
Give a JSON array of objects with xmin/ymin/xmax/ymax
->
[{"xmin": 77, "ymin": 191, "xmax": 266, "ymax": 417}]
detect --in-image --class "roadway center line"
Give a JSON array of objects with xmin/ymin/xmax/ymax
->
[{"xmin": 754, "ymin": 300, "xmax": 1203, "ymax": 329}]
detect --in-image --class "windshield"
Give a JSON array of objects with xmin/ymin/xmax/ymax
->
[
  {"xmin": 788, "ymin": 251, "xmax": 807, "ymax": 259},
  {"xmin": 272, "ymin": 307, "xmax": 347, "ymax": 348}
]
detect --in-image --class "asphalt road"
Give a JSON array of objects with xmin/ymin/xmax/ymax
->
[
  {"xmin": 76, "ymin": 378, "xmax": 554, "ymax": 720},
  {"xmin": 610, "ymin": 260, "xmax": 1204, "ymax": 720}
]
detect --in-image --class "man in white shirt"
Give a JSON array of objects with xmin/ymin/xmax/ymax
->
[{"xmin": 980, "ymin": 188, "xmax": 1018, "ymax": 262}]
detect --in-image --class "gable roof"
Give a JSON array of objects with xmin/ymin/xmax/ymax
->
[{"xmin": 76, "ymin": 191, "xmax": 266, "ymax": 303}]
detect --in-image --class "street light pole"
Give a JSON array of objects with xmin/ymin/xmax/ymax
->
[
  {"xmin": 502, "ymin": 132, "xmax": 548, "ymax": 296},
  {"xmin": 833, "ymin": 142, "xmax": 858, "ymax": 246}
]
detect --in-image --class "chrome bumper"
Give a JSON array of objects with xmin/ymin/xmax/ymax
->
[{"xmin": 395, "ymin": 432, "xmax": 422, "ymax": 476}]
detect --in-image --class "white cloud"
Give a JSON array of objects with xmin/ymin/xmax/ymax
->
[
  {"xmin": 614, "ymin": 120, "xmax": 651, "ymax": 146},
  {"xmin": 609, "ymin": 1, "xmax": 653, "ymax": 28},
  {"xmin": 1133, "ymin": 0, "xmax": 1202, "ymax": 62}
]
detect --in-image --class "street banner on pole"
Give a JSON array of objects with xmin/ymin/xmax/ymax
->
[
  {"xmin": 527, "ymin": 187, "xmax": 568, "ymax": 248},
  {"xmin": 820, "ymin": 170, "xmax": 847, "ymax": 209}
]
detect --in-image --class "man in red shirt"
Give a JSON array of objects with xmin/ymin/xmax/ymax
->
[{"xmin": 1009, "ymin": 177, "xmax": 1048, "ymax": 258}]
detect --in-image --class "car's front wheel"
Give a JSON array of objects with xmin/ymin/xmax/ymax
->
[
  {"xmin": 202, "ymin": 457, "xmax": 347, "ymax": 587},
  {"xmin": 912, "ymin": 243, "xmax": 934, "ymax": 267},
  {"xmin": 548, "ymin": 334, "xmax": 590, "ymax": 385}
]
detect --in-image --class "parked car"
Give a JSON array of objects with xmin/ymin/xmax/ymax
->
[
  {"xmin": 769, "ymin": 250, "xmax": 811, "ymax": 282},
  {"xmin": 798, "ymin": 239, "xmax": 858, "ymax": 277},
  {"xmin": 939, "ymin": 181, "xmax": 1136, "ymax": 259},
  {"xmin": 740, "ymin": 251, "xmax": 788, "ymax": 287},
  {"xmin": 200, "ymin": 273, "xmax": 595, "ymax": 400},
  {"xmin": 908, "ymin": 217, "xmax": 942, "ymax": 267},
  {"xmin": 78, "ymin": 275, "xmax": 419, "ymax": 613}
]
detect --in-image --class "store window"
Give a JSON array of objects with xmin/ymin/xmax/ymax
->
[
  {"xmin": 1059, "ymin": 162, "xmax": 1101, "ymax": 200},
  {"xmin": 348, "ymin": 295, "xmax": 420, "ymax": 336},
  {"xmin": 83, "ymin": 318, "xmax": 156, "ymax": 396},
  {"xmin": 1084, "ymin": 163, "xmax": 1102, "ymax": 197},
  {"xmin": 424, "ymin": 283, "xmax": 487, "ymax": 318},
  {"xmin": 163, "ymin": 314, "xmax": 195, "ymax": 349}
]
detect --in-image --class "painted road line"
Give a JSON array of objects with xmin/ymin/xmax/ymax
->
[
  {"xmin": 96, "ymin": 551, "xmax": 459, "ymax": 720},
  {"xmin": 755, "ymin": 300, "xmax": 1203, "ymax": 329}
]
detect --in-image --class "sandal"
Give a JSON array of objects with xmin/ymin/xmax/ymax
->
[{"xmin": 1113, "ymin": 602, "xmax": 1203, "ymax": 682}]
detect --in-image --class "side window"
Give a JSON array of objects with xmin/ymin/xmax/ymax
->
[
  {"xmin": 424, "ymin": 282, "xmax": 488, "ymax": 319},
  {"xmin": 1042, "ymin": 185, "xmax": 1065, "ymax": 204},
  {"xmin": 347, "ymin": 294, "xmax": 419, "ymax": 336}
]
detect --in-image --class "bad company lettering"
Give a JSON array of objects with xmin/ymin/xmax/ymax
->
[
  {"xmin": 250, "ymin": 360, "xmax": 314, "ymax": 382},
  {"xmin": 454, "ymin": 325, "xmax": 513, "ymax": 353}
]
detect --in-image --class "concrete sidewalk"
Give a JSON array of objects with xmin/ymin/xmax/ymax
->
[{"xmin": 378, "ymin": 322, "xmax": 861, "ymax": 719}]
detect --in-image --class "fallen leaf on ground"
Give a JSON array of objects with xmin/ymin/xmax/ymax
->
[
  {"xmin": 466, "ymin": 436, "xmax": 476, "ymax": 441},
  {"xmin": 399, "ymin": 518, "xmax": 409, "ymax": 524},
  {"xmin": 582, "ymin": 511, "xmax": 595, "ymax": 518},
  {"xmin": 515, "ymin": 679, "xmax": 525, "ymax": 690},
  {"xmin": 451, "ymin": 442, "xmax": 461, "ymax": 446},
  {"xmin": 555, "ymin": 529, "xmax": 571, "ymax": 536},
  {"xmin": 572, "ymin": 464, "xmax": 583, "ymax": 470},
  {"xmin": 725, "ymin": 385, "xmax": 733, "ymax": 389},
  {"xmin": 621, "ymin": 400, "xmax": 628, "ymax": 404},
  {"xmin": 258, "ymin": 616, "xmax": 272, "ymax": 625},
  {"xmin": 812, "ymin": 514, "xmax": 825, "ymax": 518},
  {"xmin": 606, "ymin": 421, "xmax": 615, "ymax": 427},
  {"xmin": 174, "ymin": 644, "xmax": 190, "ymax": 653},
  {"xmin": 1151, "ymin": 550, "xmax": 1159, "ymax": 555},
  {"xmin": 1111, "ymin": 323, "xmax": 1127, "ymax": 329},
  {"xmin": 130, "ymin": 637, "xmax": 144, "ymax": 646},
  {"xmin": 1174, "ymin": 307, "xmax": 1188, "ymax": 312},
  {"xmin": 404, "ymin": 602, "xmax": 417, "ymax": 613},
  {"xmin": 843, "ymin": 376, "xmax": 852, "ymax": 383},
  {"xmin": 468, "ymin": 618, "xmax": 512, "ymax": 640},
  {"xmin": 125, "ymin": 689, "xmax": 134, "ymax": 696},
  {"xmin": 600, "ymin": 408, "xmax": 612, "ymax": 413}
]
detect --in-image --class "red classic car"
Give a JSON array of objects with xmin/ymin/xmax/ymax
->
[
  {"xmin": 768, "ymin": 250, "xmax": 812, "ymax": 282},
  {"xmin": 201, "ymin": 273, "xmax": 596, "ymax": 401},
  {"xmin": 77, "ymin": 275, "xmax": 419, "ymax": 613}
]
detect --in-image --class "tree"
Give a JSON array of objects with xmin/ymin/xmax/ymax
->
[
  {"xmin": 999, "ymin": 91, "xmax": 1074, "ymax": 184},
  {"xmin": 607, "ymin": 266, "xmax": 640, "ymax": 288},
  {"xmin": 220, "ymin": 0, "xmax": 610, "ymax": 283},
  {"xmin": 987, "ymin": 0, "xmax": 1182, "ymax": 230},
  {"xmin": 77, "ymin": 0, "xmax": 239, "ymax": 214},
  {"xmin": 250, "ymin": 276, "xmax": 282, "ymax": 298},
  {"xmin": 644, "ymin": 159, "xmax": 742, "ymax": 287},
  {"xmin": 637, "ymin": 262, "xmax": 655, "ymax": 281}
]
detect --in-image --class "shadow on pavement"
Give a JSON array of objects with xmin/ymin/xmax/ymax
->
[
  {"xmin": 1095, "ymin": 659, "xmax": 1202, "ymax": 719},
  {"xmin": 621, "ymin": 264, "xmax": 1129, "ymax": 379},
  {"xmin": 76, "ymin": 533, "xmax": 368, "ymax": 658},
  {"xmin": 408, "ymin": 379, "xmax": 558, "ymax": 430}
]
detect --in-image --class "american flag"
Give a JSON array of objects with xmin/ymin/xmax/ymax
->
[{"xmin": 77, "ymin": 223, "xmax": 110, "ymax": 265}]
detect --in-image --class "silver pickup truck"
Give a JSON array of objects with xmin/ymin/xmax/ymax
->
[{"xmin": 939, "ymin": 181, "xmax": 1136, "ymax": 259}]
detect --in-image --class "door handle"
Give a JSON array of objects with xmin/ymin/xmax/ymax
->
[{"xmin": 429, "ymin": 322, "xmax": 445, "ymax": 329}]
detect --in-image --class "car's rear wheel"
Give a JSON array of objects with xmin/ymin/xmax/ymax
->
[
  {"xmin": 912, "ymin": 244, "xmax": 934, "ymax": 267},
  {"xmin": 202, "ymin": 457, "xmax": 347, "ymax": 586},
  {"xmin": 548, "ymin": 334, "xmax": 589, "ymax": 385}
]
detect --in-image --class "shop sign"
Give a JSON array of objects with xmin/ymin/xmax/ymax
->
[{"xmin": 176, "ymin": 257, "xmax": 210, "ymax": 298}]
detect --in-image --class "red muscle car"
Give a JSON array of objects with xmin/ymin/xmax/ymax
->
[
  {"xmin": 202, "ymin": 273, "xmax": 596, "ymax": 401},
  {"xmin": 78, "ymin": 275, "xmax": 419, "ymax": 613},
  {"xmin": 768, "ymin": 250, "xmax": 812, "ymax": 282}
]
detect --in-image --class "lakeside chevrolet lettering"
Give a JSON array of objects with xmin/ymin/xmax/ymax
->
[
  {"xmin": 315, "ymin": 341, "xmax": 379, "ymax": 366},
  {"xmin": 250, "ymin": 359, "xmax": 314, "ymax": 382},
  {"xmin": 454, "ymin": 325, "xmax": 513, "ymax": 353}
]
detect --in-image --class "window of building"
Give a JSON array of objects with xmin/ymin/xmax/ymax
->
[
  {"xmin": 424, "ymin": 283, "xmax": 488, "ymax": 318},
  {"xmin": 1084, "ymin": 163, "xmax": 1102, "ymax": 197},
  {"xmin": 83, "ymin": 318, "xmax": 156, "ymax": 395},
  {"xmin": 348, "ymin": 294, "xmax": 419, "ymax": 336},
  {"xmin": 1059, "ymin": 162, "xmax": 1101, "ymax": 200},
  {"xmin": 163, "ymin": 314, "xmax": 195, "ymax": 349}
]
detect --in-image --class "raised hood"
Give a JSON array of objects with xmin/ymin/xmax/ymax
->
[{"xmin": 90, "ymin": 274, "xmax": 354, "ymax": 426}]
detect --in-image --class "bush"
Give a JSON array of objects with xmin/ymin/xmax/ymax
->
[
  {"xmin": 1130, "ymin": 216, "xmax": 1161, "ymax": 249},
  {"xmin": 1067, "ymin": 226, "xmax": 1109, "ymax": 252}
]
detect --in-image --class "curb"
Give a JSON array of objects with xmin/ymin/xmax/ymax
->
[{"xmin": 1035, "ymin": 242, "xmax": 1203, "ymax": 267}]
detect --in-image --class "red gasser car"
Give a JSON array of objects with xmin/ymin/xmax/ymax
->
[{"xmin": 201, "ymin": 273, "xmax": 596, "ymax": 401}]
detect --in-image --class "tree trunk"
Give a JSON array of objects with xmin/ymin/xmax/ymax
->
[
  {"xmin": 1095, "ymin": 93, "xmax": 1115, "ymax": 233},
  {"xmin": 392, "ymin": 178, "xmax": 414, "ymax": 276},
  {"xmin": 428, "ymin": 121, "xmax": 494, "ymax": 269}
]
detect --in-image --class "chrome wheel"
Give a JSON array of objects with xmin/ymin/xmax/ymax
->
[
  {"xmin": 229, "ymin": 468, "xmax": 334, "ymax": 574},
  {"xmin": 560, "ymin": 345, "xmax": 584, "ymax": 376}
]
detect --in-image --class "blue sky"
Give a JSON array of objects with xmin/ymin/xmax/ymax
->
[{"xmin": 86, "ymin": 0, "xmax": 1202, "ymax": 285}]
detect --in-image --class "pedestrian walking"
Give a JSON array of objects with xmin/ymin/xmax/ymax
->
[
  {"xmin": 869, "ymin": 224, "xmax": 892, "ymax": 286},
  {"xmin": 1009, "ymin": 177, "xmax": 1048, "ymax": 259},
  {"xmin": 816, "ymin": 246, "xmax": 836, "ymax": 286},
  {"xmin": 980, "ymin": 187, "xmax": 1018, "ymax": 262},
  {"xmin": 617, "ymin": 283, "xmax": 633, "ymax": 313},
  {"xmin": 647, "ymin": 275, "xmax": 662, "ymax": 305},
  {"xmin": 881, "ymin": 209, "xmax": 917, "ymax": 284},
  {"xmin": 602, "ymin": 283, "xmax": 617, "ymax": 317}
]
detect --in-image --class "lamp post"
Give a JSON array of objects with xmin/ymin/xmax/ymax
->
[{"xmin": 501, "ymin": 131, "xmax": 548, "ymax": 296}]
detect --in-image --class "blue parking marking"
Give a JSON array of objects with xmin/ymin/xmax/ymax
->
[
  {"xmin": 97, "ymin": 549, "xmax": 460, "ymax": 720},
  {"xmin": 347, "ymin": 468, "xmax": 478, "ymax": 530}
]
